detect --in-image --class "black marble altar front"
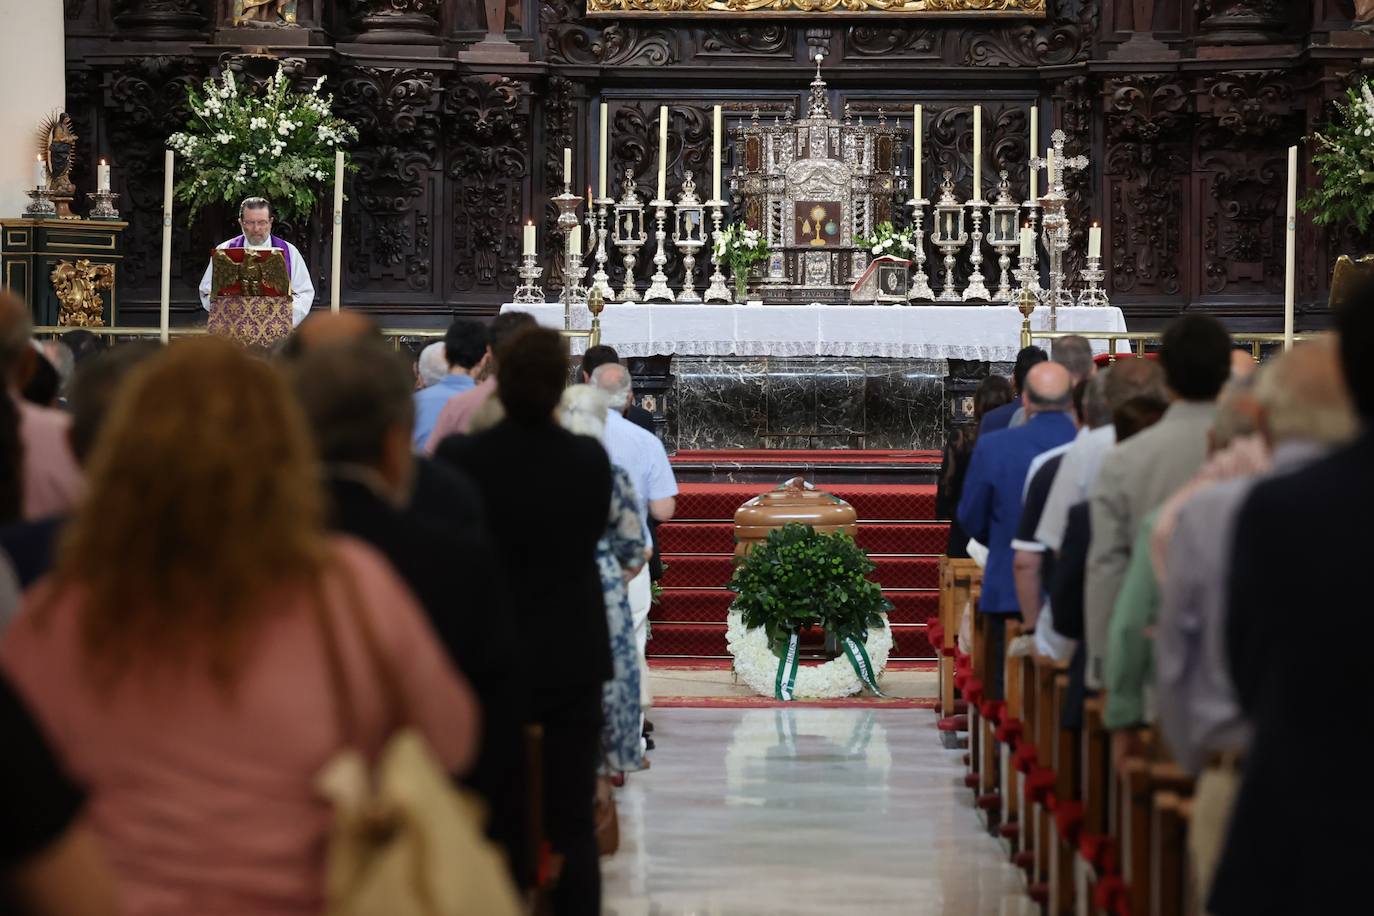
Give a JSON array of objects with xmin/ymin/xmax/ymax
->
[{"xmin": 643, "ymin": 357, "xmax": 1008, "ymax": 452}]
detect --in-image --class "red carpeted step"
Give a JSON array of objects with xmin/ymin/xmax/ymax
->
[
  {"xmin": 658, "ymin": 521, "xmax": 949, "ymax": 556},
  {"xmin": 648, "ymin": 621, "xmax": 936, "ymax": 659},
  {"xmin": 659, "ymin": 554, "xmax": 941, "ymax": 590},
  {"xmin": 675, "ymin": 483, "xmax": 938, "ymax": 521},
  {"xmin": 653, "ymin": 588, "xmax": 938, "ymax": 625},
  {"xmin": 671, "ymin": 449, "xmax": 942, "ymax": 466}
]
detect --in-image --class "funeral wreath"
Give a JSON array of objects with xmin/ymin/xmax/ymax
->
[
  {"xmin": 727, "ymin": 523, "xmax": 893, "ymax": 700},
  {"xmin": 167, "ymin": 64, "xmax": 357, "ymax": 224}
]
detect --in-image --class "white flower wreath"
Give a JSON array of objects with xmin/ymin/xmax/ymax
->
[{"xmin": 726, "ymin": 608, "xmax": 893, "ymax": 700}]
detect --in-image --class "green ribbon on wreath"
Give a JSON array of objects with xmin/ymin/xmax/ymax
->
[
  {"xmin": 773, "ymin": 629, "xmax": 800, "ymax": 701},
  {"xmin": 841, "ymin": 634, "xmax": 885, "ymax": 697}
]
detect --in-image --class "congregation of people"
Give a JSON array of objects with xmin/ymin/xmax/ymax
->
[
  {"xmin": 0, "ymin": 288, "xmax": 677, "ymax": 916},
  {"xmin": 939, "ymin": 293, "xmax": 1371, "ymax": 914}
]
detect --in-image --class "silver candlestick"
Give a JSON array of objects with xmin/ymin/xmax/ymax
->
[
  {"xmin": 23, "ymin": 186, "xmax": 55, "ymax": 218},
  {"xmin": 673, "ymin": 172, "xmax": 705, "ymax": 303},
  {"xmin": 930, "ymin": 171, "xmax": 968, "ymax": 303},
  {"xmin": 704, "ymin": 199, "xmax": 731, "ymax": 302},
  {"xmin": 988, "ymin": 172, "xmax": 1021, "ymax": 302},
  {"xmin": 553, "ymin": 181, "xmax": 585, "ymax": 310},
  {"xmin": 644, "ymin": 198, "xmax": 676, "ymax": 302},
  {"xmin": 88, "ymin": 189, "xmax": 120, "ymax": 221},
  {"xmin": 963, "ymin": 199, "xmax": 992, "ymax": 302},
  {"xmin": 906, "ymin": 197, "xmax": 935, "ymax": 302},
  {"xmin": 1013, "ymin": 249, "xmax": 1043, "ymax": 305},
  {"xmin": 513, "ymin": 252, "xmax": 545, "ymax": 304},
  {"xmin": 613, "ymin": 169, "xmax": 648, "ymax": 302},
  {"xmin": 1077, "ymin": 255, "xmax": 1109, "ymax": 308},
  {"xmin": 590, "ymin": 196, "xmax": 615, "ymax": 301}
]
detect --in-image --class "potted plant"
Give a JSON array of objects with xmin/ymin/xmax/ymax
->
[
  {"xmin": 712, "ymin": 221, "xmax": 770, "ymax": 303},
  {"xmin": 727, "ymin": 523, "xmax": 892, "ymax": 700}
]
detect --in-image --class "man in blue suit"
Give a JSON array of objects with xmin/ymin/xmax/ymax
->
[
  {"xmin": 979, "ymin": 345, "xmax": 1047, "ymax": 435},
  {"xmin": 959, "ymin": 360, "xmax": 1078, "ymax": 699}
]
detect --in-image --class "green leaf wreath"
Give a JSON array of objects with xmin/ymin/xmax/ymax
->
[
  {"xmin": 728, "ymin": 523, "xmax": 892, "ymax": 655},
  {"xmin": 1302, "ymin": 78, "xmax": 1374, "ymax": 235},
  {"xmin": 166, "ymin": 65, "xmax": 357, "ymax": 224}
]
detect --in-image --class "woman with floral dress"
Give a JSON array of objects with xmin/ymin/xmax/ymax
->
[{"xmin": 558, "ymin": 384, "xmax": 649, "ymax": 773}]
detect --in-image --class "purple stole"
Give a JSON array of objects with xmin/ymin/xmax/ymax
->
[{"xmin": 225, "ymin": 235, "xmax": 291, "ymax": 275}]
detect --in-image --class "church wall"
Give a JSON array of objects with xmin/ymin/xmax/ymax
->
[
  {"xmin": 0, "ymin": 3, "xmax": 64, "ymax": 221},
  {"xmin": 60, "ymin": 2, "xmax": 1374, "ymax": 331}
]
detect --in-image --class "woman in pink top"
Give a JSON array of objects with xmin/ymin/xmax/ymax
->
[{"xmin": 1, "ymin": 338, "xmax": 479, "ymax": 916}]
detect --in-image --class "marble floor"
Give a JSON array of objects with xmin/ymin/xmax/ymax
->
[{"xmin": 602, "ymin": 707, "xmax": 1036, "ymax": 916}]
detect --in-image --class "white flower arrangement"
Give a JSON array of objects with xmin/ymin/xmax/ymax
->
[
  {"xmin": 166, "ymin": 64, "xmax": 357, "ymax": 224},
  {"xmin": 858, "ymin": 221, "xmax": 917, "ymax": 259},
  {"xmin": 726, "ymin": 608, "xmax": 893, "ymax": 700}
]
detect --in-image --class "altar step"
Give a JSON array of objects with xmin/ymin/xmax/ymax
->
[
  {"xmin": 651, "ymin": 478, "xmax": 946, "ymax": 662},
  {"xmin": 670, "ymin": 449, "xmax": 942, "ymax": 486}
]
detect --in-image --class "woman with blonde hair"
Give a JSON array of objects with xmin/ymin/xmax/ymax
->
[
  {"xmin": 0, "ymin": 338, "xmax": 478, "ymax": 916},
  {"xmin": 558, "ymin": 384, "xmax": 648, "ymax": 774}
]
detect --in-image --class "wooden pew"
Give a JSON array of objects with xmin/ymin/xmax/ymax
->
[{"xmin": 1150, "ymin": 790, "xmax": 1190, "ymax": 916}]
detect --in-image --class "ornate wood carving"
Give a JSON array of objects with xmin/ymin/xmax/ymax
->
[
  {"xmin": 1104, "ymin": 75, "xmax": 1189, "ymax": 298},
  {"xmin": 447, "ymin": 76, "xmax": 529, "ymax": 294},
  {"xmin": 1055, "ymin": 75, "xmax": 1093, "ymax": 280},
  {"xmin": 1196, "ymin": 1, "xmax": 1292, "ymax": 45},
  {"xmin": 112, "ymin": 1, "xmax": 207, "ymax": 37},
  {"xmin": 349, "ymin": 0, "xmax": 441, "ymax": 43},
  {"xmin": 958, "ymin": 0, "xmax": 1095, "ymax": 67},
  {"xmin": 335, "ymin": 67, "xmax": 440, "ymax": 295}
]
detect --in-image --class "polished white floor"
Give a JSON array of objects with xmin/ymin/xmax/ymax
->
[{"xmin": 603, "ymin": 707, "xmax": 1036, "ymax": 916}]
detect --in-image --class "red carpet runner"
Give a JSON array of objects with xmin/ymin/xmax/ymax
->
[{"xmin": 651, "ymin": 474, "xmax": 948, "ymax": 661}]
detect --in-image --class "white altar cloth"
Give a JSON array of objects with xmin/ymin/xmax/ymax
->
[{"xmin": 501, "ymin": 302, "xmax": 1129, "ymax": 362}]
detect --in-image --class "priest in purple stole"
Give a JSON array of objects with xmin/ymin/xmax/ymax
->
[{"xmin": 198, "ymin": 197, "xmax": 315, "ymax": 326}]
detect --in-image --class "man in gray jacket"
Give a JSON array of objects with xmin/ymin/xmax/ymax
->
[{"xmin": 1083, "ymin": 314, "xmax": 1232, "ymax": 690}]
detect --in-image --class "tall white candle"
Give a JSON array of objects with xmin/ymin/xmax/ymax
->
[
  {"xmin": 1285, "ymin": 144, "xmax": 1297, "ymax": 350},
  {"xmin": 570, "ymin": 225, "xmax": 582, "ymax": 258},
  {"xmin": 563, "ymin": 147, "xmax": 571, "ymax": 184},
  {"xmin": 1088, "ymin": 222, "xmax": 1101, "ymax": 259},
  {"xmin": 331, "ymin": 150, "xmax": 344, "ymax": 314},
  {"xmin": 598, "ymin": 104, "xmax": 608, "ymax": 199},
  {"xmin": 1020, "ymin": 226, "xmax": 1034, "ymax": 258},
  {"xmin": 913, "ymin": 104, "xmax": 923, "ymax": 200},
  {"xmin": 160, "ymin": 150, "xmax": 173, "ymax": 345},
  {"xmin": 972, "ymin": 105, "xmax": 982, "ymax": 201},
  {"xmin": 1030, "ymin": 107, "xmax": 1038, "ymax": 200},
  {"xmin": 657, "ymin": 105, "xmax": 668, "ymax": 201},
  {"xmin": 97, "ymin": 159, "xmax": 111, "ymax": 193},
  {"xmin": 524, "ymin": 221, "xmax": 535, "ymax": 256},
  {"xmin": 34, "ymin": 156, "xmax": 45, "ymax": 189},
  {"xmin": 712, "ymin": 105, "xmax": 723, "ymax": 201}
]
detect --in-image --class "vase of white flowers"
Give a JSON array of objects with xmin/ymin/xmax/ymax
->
[
  {"xmin": 856, "ymin": 222, "xmax": 917, "ymax": 260},
  {"xmin": 1302, "ymin": 77, "xmax": 1374, "ymax": 238},
  {"xmin": 167, "ymin": 65, "xmax": 357, "ymax": 225},
  {"xmin": 713, "ymin": 222, "xmax": 770, "ymax": 302}
]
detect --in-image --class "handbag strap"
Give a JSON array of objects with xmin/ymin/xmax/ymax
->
[{"xmin": 312, "ymin": 555, "xmax": 408, "ymax": 750}]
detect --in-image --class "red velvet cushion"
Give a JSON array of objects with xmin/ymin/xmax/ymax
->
[{"xmin": 937, "ymin": 714, "xmax": 967, "ymax": 732}]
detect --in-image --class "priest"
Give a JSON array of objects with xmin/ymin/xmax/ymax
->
[{"xmin": 198, "ymin": 197, "xmax": 314, "ymax": 326}]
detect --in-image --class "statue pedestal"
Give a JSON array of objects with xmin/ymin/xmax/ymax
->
[
  {"xmin": 213, "ymin": 26, "xmax": 318, "ymax": 47},
  {"xmin": 459, "ymin": 33, "xmax": 530, "ymax": 64}
]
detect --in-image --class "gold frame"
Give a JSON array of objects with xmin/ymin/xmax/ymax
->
[{"xmin": 585, "ymin": 0, "xmax": 1045, "ymax": 17}]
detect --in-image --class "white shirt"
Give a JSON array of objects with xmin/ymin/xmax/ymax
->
[
  {"xmin": 198, "ymin": 237, "xmax": 315, "ymax": 326},
  {"xmin": 602, "ymin": 408, "xmax": 678, "ymax": 543}
]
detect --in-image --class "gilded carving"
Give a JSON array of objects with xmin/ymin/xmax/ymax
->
[
  {"xmin": 51, "ymin": 259, "xmax": 114, "ymax": 327},
  {"xmin": 586, "ymin": 0, "xmax": 1044, "ymax": 15}
]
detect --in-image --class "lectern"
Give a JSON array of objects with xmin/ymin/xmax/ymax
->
[{"xmin": 208, "ymin": 248, "xmax": 293, "ymax": 348}]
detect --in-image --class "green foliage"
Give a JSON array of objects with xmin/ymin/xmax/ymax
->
[
  {"xmin": 729, "ymin": 523, "xmax": 892, "ymax": 655},
  {"xmin": 167, "ymin": 66, "xmax": 357, "ymax": 225},
  {"xmin": 856, "ymin": 221, "xmax": 916, "ymax": 258},
  {"xmin": 1302, "ymin": 80, "xmax": 1374, "ymax": 235}
]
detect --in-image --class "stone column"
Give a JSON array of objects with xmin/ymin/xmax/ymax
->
[{"xmin": 0, "ymin": 2, "xmax": 64, "ymax": 219}]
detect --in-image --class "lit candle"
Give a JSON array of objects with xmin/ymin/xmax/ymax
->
[
  {"xmin": 97, "ymin": 159, "xmax": 111, "ymax": 193},
  {"xmin": 331, "ymin": 150, "xmax": 344, "ymax": 314},
  {"xmin": 570, "ymin": 225, "xmax": 582, "ymax": 258},
  {"xmin": 1020, "ymin": 225, "xmax": 1034, "ymax": 258},
  {"xmin": 1029, "ymin": 107, "xmax": 1038, "ymax": 199},
  {"xmin": 1088, "ymin": 222, "xmax": 1101, "ymax": 259},
  {"xmin": 34, "ymin": 156, "xmax": 45, "ymax": 189},
  {"xmin": 563, "ymin": 147, "xmax": 571, "ymax": 184},
  {"xmin": 1285, "ymin": 145, "xmax": 1297, "ymax": 350},
  {"xmin": 712, "ymin": 105, "xmax": 723, "ymax": 202},
  {"xmin": 913, "ymin": 104, "xmax": 923, "ymax": 200},
  {"xmin": 657, "ymin": 105, "xmax": 669, "ymax": 201},
  {"xmin": 523, "ymin": 221, "xmax": 536, "ymax": 256},
  {"xmin": 160, "ymin": 150, "xmax": 174, "ymax": 345},
  {"xmin": 972, "ymin": 105, "xmax": 982, "ymax": 201},
  {"xmin": 587, "ymin": 186, "xmax": 593, "ymax": 210},
  {"xmin": 598, "ymin": 103, "xmax": 608, "ymax": 199}
]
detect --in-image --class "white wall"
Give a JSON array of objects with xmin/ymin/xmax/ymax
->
[{"xmin": 0, "ymin": 0, "xmax": 65, "ymax": 225}]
